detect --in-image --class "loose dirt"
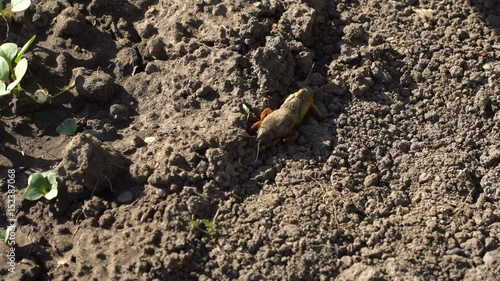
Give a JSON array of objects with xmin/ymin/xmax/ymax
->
[{"xmin": 0, "ymin": 0, "xmax": 499, "ymax": 280}]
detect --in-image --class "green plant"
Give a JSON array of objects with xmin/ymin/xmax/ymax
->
[
  {"xmin": 56, "ymin": 118, "xmax": 77, "ymax": 136},
  {"xmin": 16, "ymin": 134, "xmax": 24, "ymax": 155},
  {"xmin": 23, "ymin": 170, "xmax": 58, "ymax": 201},
  {"xmin": 189, "ymin": 209, "xmax": 219, "ymax": 236},
  {"xmin": 0, "ymin": 34, "xmax": 35, "ymax": 97},
  {"xmin": 34, "ymin": 80, "xmax": 76, "ymax": 104},
  {"xmin": 0, "ymin": 224, "xmax": 15, "ymax": 244},
  {"xmin": 242, "ymin": 103, "xmax": 251, "ymax": 122},
  {"xmin": 0, "ymin": 0, "xmax": 31, "ymax": 21}
]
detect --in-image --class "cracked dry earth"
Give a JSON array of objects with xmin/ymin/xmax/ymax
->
[{"xmin": 0, "ymin": 0, "xmax": 499, "ymax": 280}]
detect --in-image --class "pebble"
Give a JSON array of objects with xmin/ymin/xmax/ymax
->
[
  {"xmin": 364, "ymin": 173, "xmax": 379, "ymax": 187},
  {"xmin": 144, "ymin": 136, "xmax": 156, "ymax": 144},
  {"xmin": 117, "ymin": 191, "xmax": 134, "ymax": 203},
  {"xmin": 445, "ymin": 248, "xmax": 464, "ymax": 255},
  {"xmin": 110, "ymin": 104, "xmax": 129, "ymax": 121}
]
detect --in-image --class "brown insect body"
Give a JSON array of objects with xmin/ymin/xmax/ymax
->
[{"xmin": 251, "ymin": 87, "xmax": 327, "ymax": 147}]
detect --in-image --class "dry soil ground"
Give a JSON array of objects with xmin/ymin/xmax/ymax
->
[{"xmin": 0, "ymin": 0, "xmax": 499, "ymax": 280}]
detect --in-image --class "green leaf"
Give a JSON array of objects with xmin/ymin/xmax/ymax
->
[
  {"xmin": 0, "ymin": 56, "xmax": 9, "ymax": 82},
  {"xmin": 34, "ymin": 88, "xmax": 49, "ymax": 103},
  {"xmin": 202, "ymin": 219, "xmax": 214, "ymax": 229},
  {"xmin": 0, "ymin": 228, "xmax": 6, "ymax": 243},
  {"xmin": 0, "ymin": 82, "xmax": 9, "ymax": 96},
  {"xmin": 24, "ymin": 173, "xmax": 49, "ymax": 200},
  {"xmin": 0, "ymin": 43, "xmax": 17, "ymax": 63},
  {"xmin": 56, "ymin": 118, "xmax": 77, "ymax": 136},
  {"xmin": 7, "ymin": 57, "xmax": 27, "ymax": 91},
  {"xmin": 242, "ymin": 104, "xmax": 250, "ymax": 114},
  {"xmin": 189, "ymin": 220, "xmax": 200, "ymax": 229},
  {"xmin": 15, "ymin": 35, "xmax": 35, "ymax": 63},
  {"xmin": 42, "ymin": 171, "xmax": 58, "ymax": 199},
  {"xmin": 0, "ymin": 224, "xmax": 16, "ymax": 244},
  {"xmin": 11, "ymin": 0, "xmax": 31, "ymax": 13},
  {"xmin": 16, "ymin": 135, "xmax": 24, "ymax": 156},
  {"xmin": 24, "ymin": 171, "xmax": 58, "ymax": 201}
]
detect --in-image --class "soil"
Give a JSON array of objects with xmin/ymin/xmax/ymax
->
[{"xmin": 0, "ymin": 0, "xmax": 499, "ymax": 280}]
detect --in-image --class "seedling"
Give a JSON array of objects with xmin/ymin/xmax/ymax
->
[
  {"xmin": 0, "ymin": 224, "xmax": 16, "ymax": 244},
  {"xmin": 56, "ymin": 118, "xmax": 77, "ymax": 136},
  {"xmin": 0, "ymin": 34, "xmax": 35, "ymax": 97},
  {"xmin": 0, "ymin": 0, "xmax": 30, "ymax": 22},
  {"xmin": 34, "ymin": 80, "xmax": 76, "ymax": 104},
  {"xmin": 242, "ymin": 103, "xmax": 251, "ymax": 122},
  {"xmin": 23, "ymin": 170, "xmax": 58, "ymax": 201},
  {"xmin": 189, "ymin": 209, "xmax": 219, "ymax": 236},
  {"xmin": 16, "ymin": 135, "xmax": 24, "ymax": 155}
]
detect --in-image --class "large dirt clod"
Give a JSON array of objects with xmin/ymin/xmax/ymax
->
[{"xmin": 55, "ymin": 134, "xmax": 127, "ymax": 198}]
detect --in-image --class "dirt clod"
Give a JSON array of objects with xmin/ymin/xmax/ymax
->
[
  {"xmin": 73, "ymin": 68, "xmax": 116, "ymax": 104},
  {"xmin": 55, "ymin": 134, "xmax": 127, "ymax": 198}
]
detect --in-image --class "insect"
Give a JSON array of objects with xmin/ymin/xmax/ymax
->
[{"xmin": 250, "ymin": 87, "xmax": 329, "ymax": 149}]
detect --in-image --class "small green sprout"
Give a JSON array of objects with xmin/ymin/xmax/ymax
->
[
  {"xmin": 0, "ymin": 224, "xmax": 16, "ymax": 244},
  {"xmin": 189, "ymin": 209, "xmax": 219, "ymax": 236},
  {"xmin": 56, "ymin": 118, "xmax": 77, "ymax": 136},
  {"xmin": 242, "ymin": 103, "xmax": 251, "ymax": 122},
  {"xmin": 23, "ymin": 171, "xmax": 58, "ymax": 201},
  {"xmin": 16, "ymin": 135, "xmax": 24, "ymax": 156},
  {"xmin": 0, "ymin": 35, "xmax": 35, "ymax": 97},
  {"xmin": 0, "ymin": 0, "xmax": 31, "ymax": 21},
  {"xmin": 10, "ymin": 0, "xmax": 31, "ymax": 13},
  {"xmin": 34, "ymin": 80, "xmax": 76, "ymax": 104}
]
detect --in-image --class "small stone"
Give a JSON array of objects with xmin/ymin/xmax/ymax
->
[
  {"xmin": 117, "ymin": 191, "xmax": 134, "ymax": 203},
  {"xmin": 364, "ymin": 173, "xmax": 379, "ymax": 187},
  {"xmin": 109, "ymin": 104, "xmax": 129, "ymax": 121},
  {"xmin": 144, "ymin": 136, "xmax": 156, "ymax": 144},
  {"xmin": 446, "ymin": 248, "xmax": 464, "ymax": 255}
]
